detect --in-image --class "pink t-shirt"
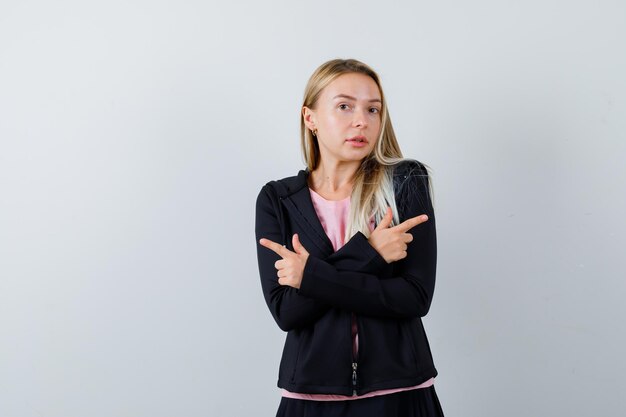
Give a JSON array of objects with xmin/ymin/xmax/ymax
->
[{"xmin": 280, "ymin": 188, "xmax": 434, "ymax": 401}]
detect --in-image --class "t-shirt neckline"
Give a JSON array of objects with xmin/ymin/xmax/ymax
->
[{"xmin": 308, "ymin": 187, "xmax": 351, "ymax": 203}]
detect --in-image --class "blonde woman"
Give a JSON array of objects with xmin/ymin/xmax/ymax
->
[{"xmin": 255, "ymin": 58, "xmax": 444, "ymax": 417}]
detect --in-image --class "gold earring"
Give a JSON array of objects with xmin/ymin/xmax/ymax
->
[{"xmin": 312, "ymin": 129, "xmax": 317, "ymax": 137}]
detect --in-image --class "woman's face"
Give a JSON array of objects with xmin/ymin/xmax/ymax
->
[{"xmin": 303, "ymin": 72, "xmax": 382, "ymax": 166}]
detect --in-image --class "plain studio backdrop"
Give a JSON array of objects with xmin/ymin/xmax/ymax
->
[{"xmin": 1, "ymin": 1, "xmax": 625, "ymax": 416}]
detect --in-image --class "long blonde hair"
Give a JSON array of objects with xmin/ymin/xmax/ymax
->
[{"xmin": 300, "ymin": 58, "xmax": 417, "ymax": 239}]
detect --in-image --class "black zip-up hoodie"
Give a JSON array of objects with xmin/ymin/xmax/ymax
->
[{"xmin": 254, "ymin": 159, "xmax": 438, "ymax": 396}]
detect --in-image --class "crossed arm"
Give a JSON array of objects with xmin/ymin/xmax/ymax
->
[
  {"xmin": 255, "ymin": 185, "xmax": 384, "ymax": 331},
  {"xmin": 254, "ymin": 172, "xmax": 437, "ymax": 331}
]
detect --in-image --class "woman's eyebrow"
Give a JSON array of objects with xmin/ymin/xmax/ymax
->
[{"xmin": 332, "ymin": 94, "xmax": 382, "ymax": 103}]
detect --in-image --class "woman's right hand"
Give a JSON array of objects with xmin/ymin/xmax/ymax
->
[{"xmin": 368, "ymin": 207, "xmax": 429, "ymax": 263}]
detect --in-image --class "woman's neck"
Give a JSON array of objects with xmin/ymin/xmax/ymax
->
[{"xmin": 308, "ymin": 160, "xmax": 359, "ymax": 199}]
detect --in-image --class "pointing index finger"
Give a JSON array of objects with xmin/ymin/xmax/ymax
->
[
  {"xmin": 396, "ymin": 214, "xmax": 428, "ymax": 232},
  {"xmin": 259, "ymin": 238, "xmax": 290, "ymax": 258}
]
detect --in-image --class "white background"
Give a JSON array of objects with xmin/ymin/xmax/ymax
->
[{"xmin": 1, "ymin": 1, "xmax": 625, "ymax": 416}]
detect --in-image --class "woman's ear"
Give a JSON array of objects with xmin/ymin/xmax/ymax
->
[{"xmin": 302, "ymin": 106, "xmax": 316, "ymax": 131}]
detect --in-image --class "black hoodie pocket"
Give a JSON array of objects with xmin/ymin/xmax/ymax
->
[
  {"xmin": 289, "ymin": 330, "xmax": 306, "ymax": 383},
  {"xmin": 405, "ymin": 317, "xmax": 432, "ymax": 373},
  {"xmin": 403, "ymin": 319, "xmax": 420, "ymax": 364}
]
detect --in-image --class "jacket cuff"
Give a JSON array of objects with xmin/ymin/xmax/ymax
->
[
  {"xmin": 328, "ymin": 232, "xmax": 387, "ymax": 275},
  {"xmin": 299, "ymin": 255, "xmax": 322, "ymax": 298},
  {"xmin": 341, "ymin": 231, "xmax": 388, "ymax": 273}
]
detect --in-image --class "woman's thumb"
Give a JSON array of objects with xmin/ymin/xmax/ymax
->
[
  {"xmin": 374, "ymin": 207, "xmax": 393, "ymax": 230},
  {"xmin": 292, "ymin": 233, "xmax": 307, "ymax": 254}
]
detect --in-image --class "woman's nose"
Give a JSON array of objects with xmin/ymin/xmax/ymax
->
[{"xmin": 352, "ymin": 108, "xmax": 369, "ymax": 128}]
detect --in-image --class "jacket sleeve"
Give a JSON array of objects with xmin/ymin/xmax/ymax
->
[
  {"xmin": 255, "ymin": 184, "xmax": 331, "ymax": 331},
  {"xmin": 326, "ymin": 230, "xmax": 388, "ymax": 274},
  {"xmin": 297, "ymin": 167, "xmax": 437, "ymax": 319}
]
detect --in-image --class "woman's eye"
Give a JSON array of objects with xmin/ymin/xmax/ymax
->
[
  {"xmin": 370, "ymin": 108, "xmax": 380, "ymax": 114},
  {"xmin": 339, "ymin": 104, "xmax": 350, "ymax": 110}
]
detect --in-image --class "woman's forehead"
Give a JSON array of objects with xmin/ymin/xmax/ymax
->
[{"xmin": 321, "ymin": 73, "xmax": 381, "ymax": 102}]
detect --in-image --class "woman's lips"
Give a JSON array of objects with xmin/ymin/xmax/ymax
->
[
  {"xmin": 346, "ymin": 136, "xmax": 367, "ymax": 147},
  {"xmin": 346, "ymin": 139, "xmax": 367, "ymax": 147}
]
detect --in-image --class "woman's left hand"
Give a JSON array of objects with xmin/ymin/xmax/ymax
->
[{"xmin": 259, "ymin": 234, "xmax": 310, "ymax": 289}]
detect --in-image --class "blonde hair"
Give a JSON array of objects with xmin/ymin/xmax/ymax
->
[{"xmin": 300, "ymin": 58, "xmax": 423, "ymax": 239}]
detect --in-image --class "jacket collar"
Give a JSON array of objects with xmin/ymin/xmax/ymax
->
[
  {"xmin": 268, "ymin": 160, "xmax": 422, "ymax": 258},
  {"xmin": 272, "ymin": 168, "xmax": 335, "ymax": 256}
]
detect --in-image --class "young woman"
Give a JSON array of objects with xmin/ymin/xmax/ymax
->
[{"xmin": 255, "ymin": 58, "xmax": 444, "ymax": 417}]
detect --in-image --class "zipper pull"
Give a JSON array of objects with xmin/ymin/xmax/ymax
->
[{"xmin": 352, "ymin": 362, "xmax": 358, "ymax": 396}]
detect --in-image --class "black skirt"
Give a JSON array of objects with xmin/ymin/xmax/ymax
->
[{"xmin": 275, "ymin": 386, "xmax": 445, "ymax": 417}]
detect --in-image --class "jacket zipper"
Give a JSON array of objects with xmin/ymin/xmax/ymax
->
[
  {"xmin": 352, "ymin": 362, "xmax": 358, "ymax": 395},
  {"xmin": 351, "ymin": 312, "xmax": 358, "ymax": 396}
]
